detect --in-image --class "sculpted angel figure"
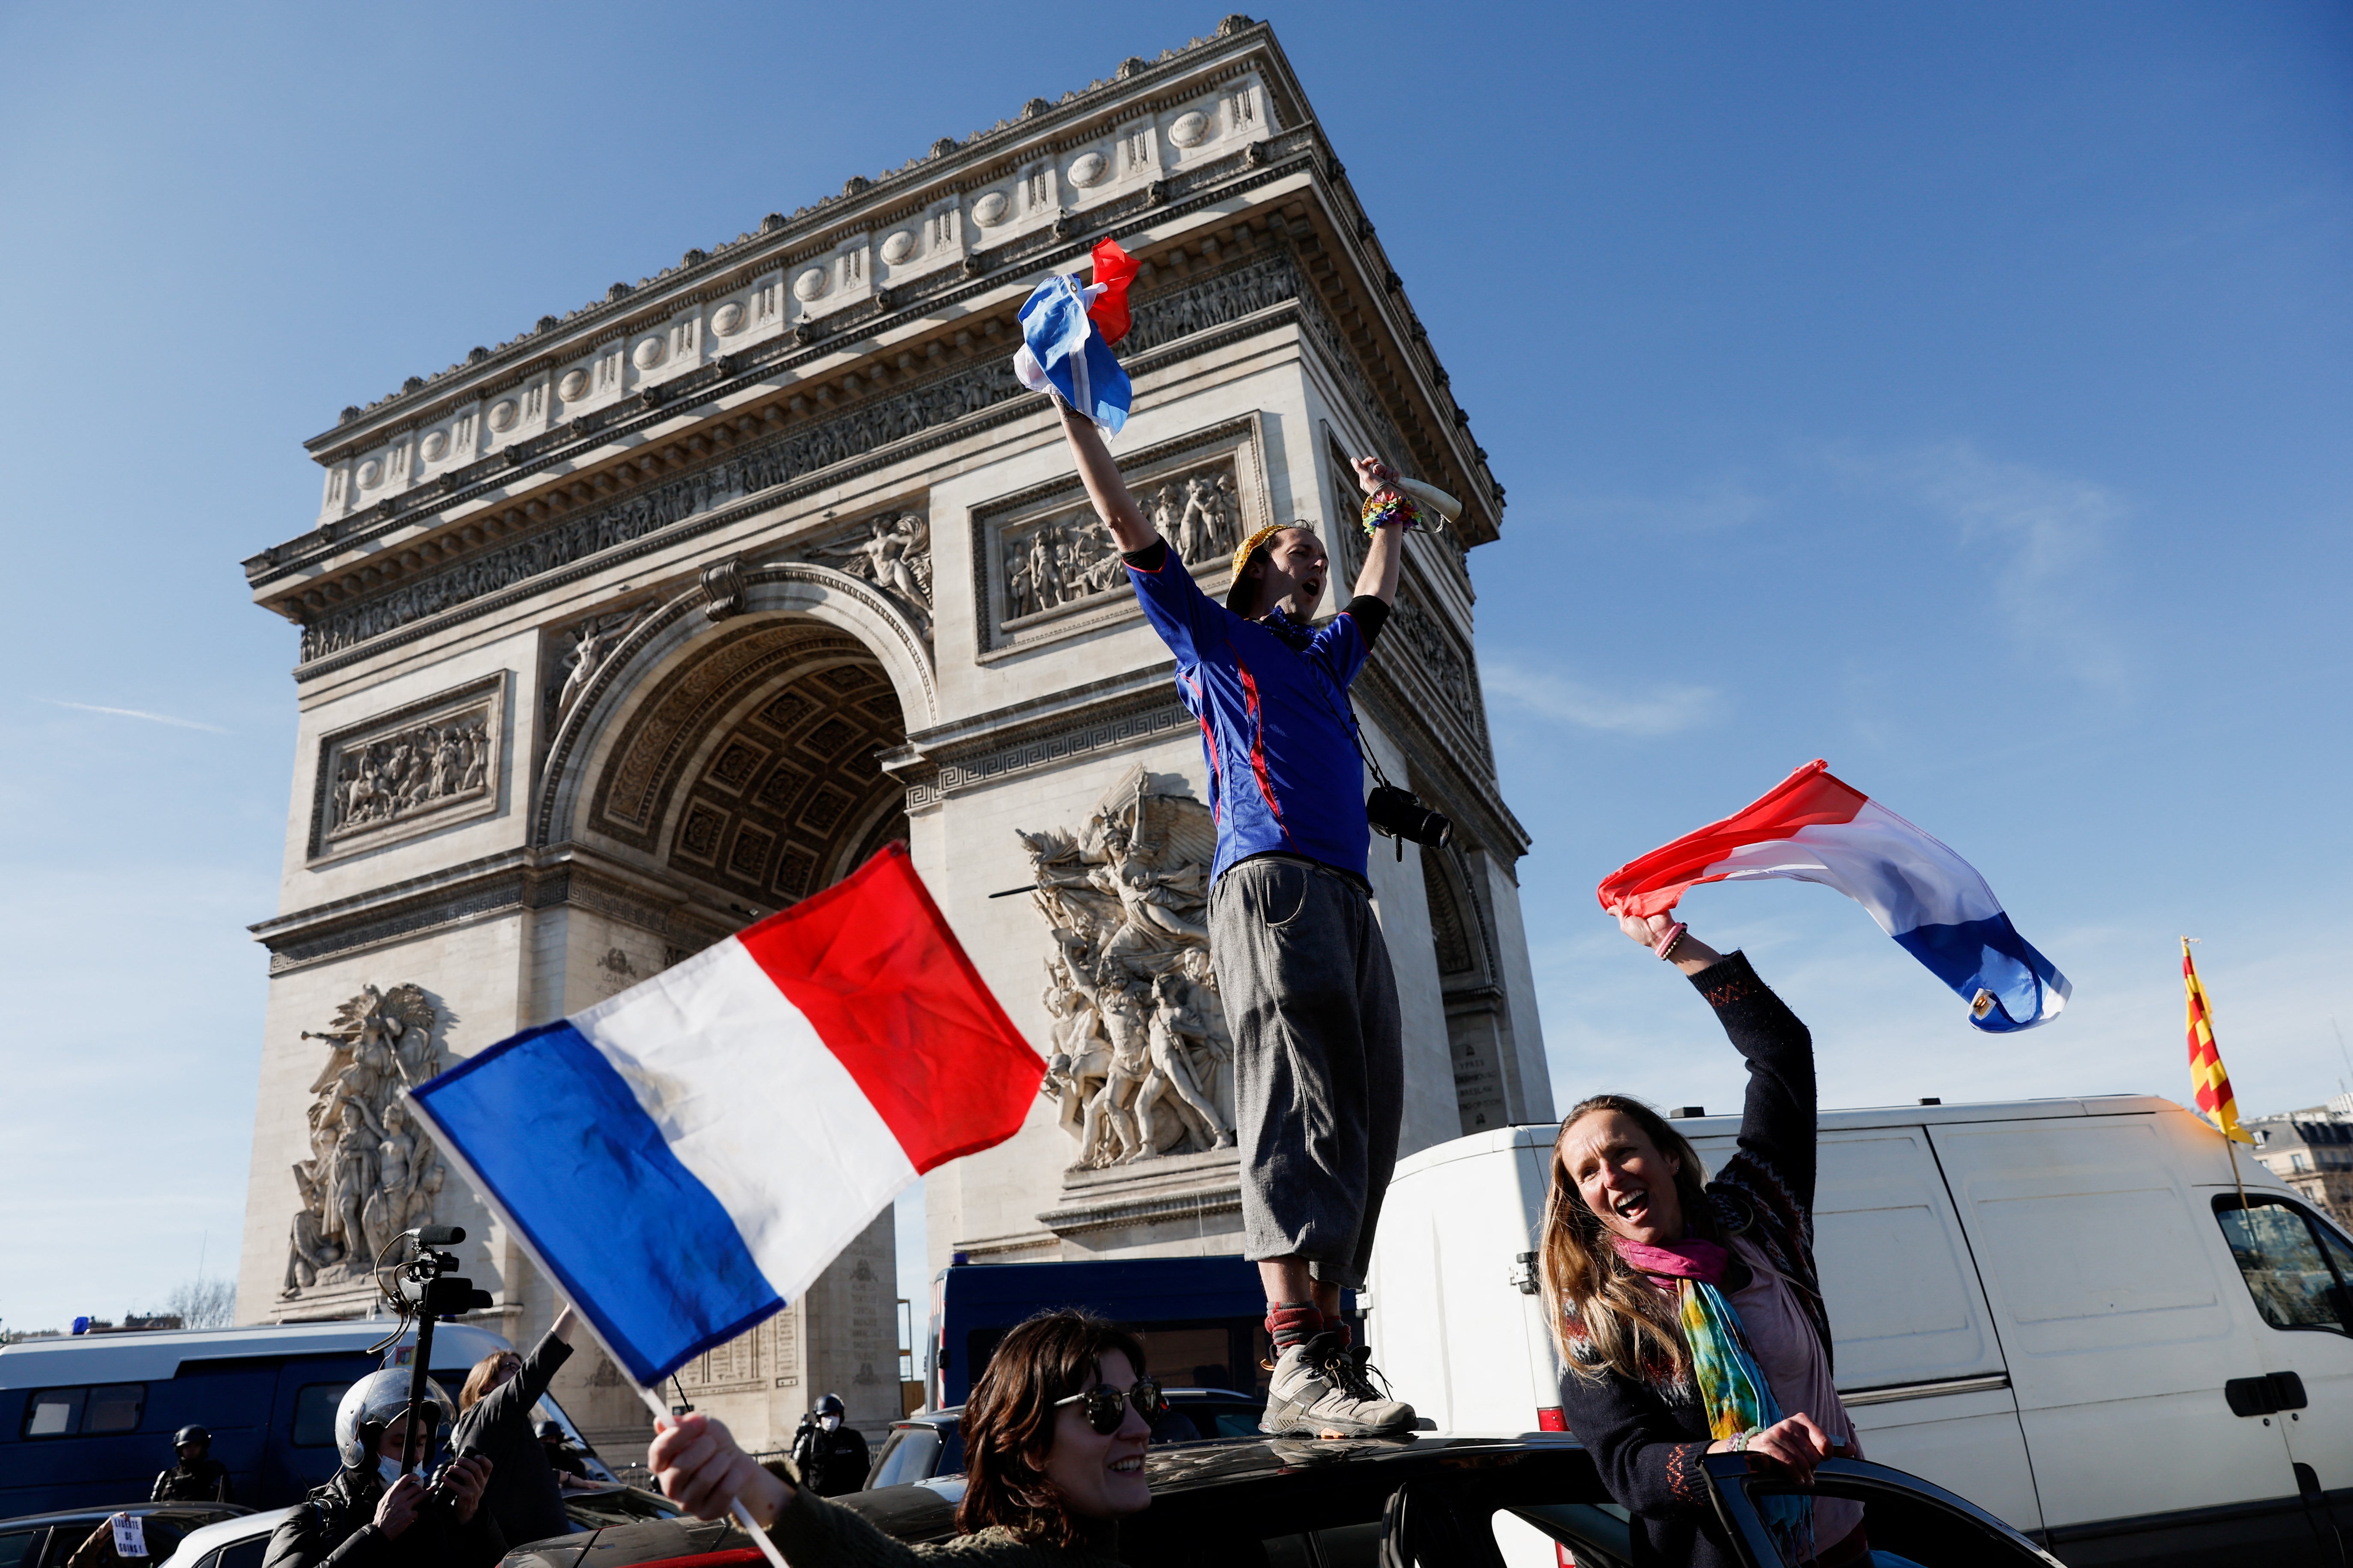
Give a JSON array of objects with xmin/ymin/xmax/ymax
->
[
  {"xmin": 816, "ymin": 513, "xmax": 933, "ymax": 624},
  {"xmin": 1091, "ymin": 822, "xmax": 1211, "ymax": 950}
]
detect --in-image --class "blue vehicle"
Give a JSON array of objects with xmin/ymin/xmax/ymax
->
[
  {"xmin": 0, "ymin": 1322, "xmax": 611, "ymax": 1519},
  {"xmin": 921, "ymin": 1256, "xmax": 1354, "ymax": 1410}
]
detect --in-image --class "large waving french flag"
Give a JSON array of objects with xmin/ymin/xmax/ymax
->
[
  {"xmin": 1598, "ymin": 760, "xmax": 2070, "ymax": 1033},
  {"xmin": 406, "ymin": 846, "xmax": 1043, "ymax": 1384}
]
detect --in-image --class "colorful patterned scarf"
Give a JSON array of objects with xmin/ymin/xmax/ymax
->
[{"xmin": 1614, "ymin": 1237, "xmax": 1817, "ymax": 1559}]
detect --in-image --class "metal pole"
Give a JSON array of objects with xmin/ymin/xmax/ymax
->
[{"xmin": 401, "ymin": 1301, "xmax": 438, "ymax": 1480}]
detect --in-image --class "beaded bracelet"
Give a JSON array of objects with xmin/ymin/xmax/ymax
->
[
  {"xmin": 1360, "ymin": 488, "xmax": 1423, "ymax": 535},
  {"xmin": 1654, "ymin": 922, "xmax": 1688, "ymax": 962}
]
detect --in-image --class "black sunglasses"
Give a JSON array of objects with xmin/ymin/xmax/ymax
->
[{"xmin": 1053, "ymin": 1376, "xmax": 1168, "ymax": 1435}]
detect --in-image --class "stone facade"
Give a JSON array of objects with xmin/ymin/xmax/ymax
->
[{"xmin": 233, "ymin": 16, "xmax": 1547, "ymax": 1462}]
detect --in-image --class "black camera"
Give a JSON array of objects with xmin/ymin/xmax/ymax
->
[{"xmin": 1366, "ymin": 785, "xmax": 1451, "ymax": 856}]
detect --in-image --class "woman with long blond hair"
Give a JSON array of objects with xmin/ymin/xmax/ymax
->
[{"xmin": 1540, "ymin": 911, "xmax": 1864, "ymax": 1567}]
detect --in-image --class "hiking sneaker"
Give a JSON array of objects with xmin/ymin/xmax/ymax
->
[{"xmin": 1259, "ymin": 1331, "xmax": 1414, "ymax": 1438}]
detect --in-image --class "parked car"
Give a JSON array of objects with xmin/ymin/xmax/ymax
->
[
  {"xmin": 1369, "ymin": 1092, "xmax": 2353, "ymax": 1564},
  {"xmin": 495, "ymin": 1431, "xmax": 2064, "ymax": 1567},
  {"xmin": 0, "ymin": 1322, "xmax": 616, "ymax": 1517},
  {"xmin": 0, "ymin": 1501, "xmax": 249, "ymax": 1568},
  {"xmin": 863, "ymin": 1386, "xmax": 1268, "ymax": 1490},
  {"xmin": 145, "ymin": 1480, "xmax": 678, "ymax": 1568},
  {"xmin": 152, "ymin": 1506, "xmax": 297, "ymax": 1568}
]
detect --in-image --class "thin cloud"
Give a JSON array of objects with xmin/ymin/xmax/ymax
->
[
  {"xmin": 1557, "ymin": 481, "xmax": 1773, "ymax": 534},
  {"xmin": 1828, "ymin": 441, "xmax": 2129, "ymax": 692},
  {"xmin": 38, "ymin": 698, "xmax": 229, "ymax": 734},
  {"xmin": 1485, "ymin": 660, "xmax": 1720, "ymax": 737}
]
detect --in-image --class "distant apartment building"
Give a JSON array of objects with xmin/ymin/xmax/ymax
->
[{"xmin": 2246, "ymin": 1094, "xmax": 2353, "ymax": 1225}]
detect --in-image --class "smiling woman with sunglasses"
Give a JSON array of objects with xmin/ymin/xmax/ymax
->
[{"xmin": 650, "ymin": 1311, "xmax": 1156, "ymax": 1565}]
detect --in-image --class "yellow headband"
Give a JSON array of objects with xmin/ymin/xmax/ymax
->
[{"xmin": 1230, "ymin": 523, "xmax": 1286, "ymax": 583}]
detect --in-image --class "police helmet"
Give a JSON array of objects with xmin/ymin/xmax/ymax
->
[
  {"xmin": 535, "ymin": 1419, "xmax": 565, "ymax": 1442},
  {"xmin": 173, "ymin": 1424, "xmax": 211, "ymax": 1451},
  {"xmin": 814, "ymin": 1393, "xmax": 845, "ymax": 1419},
  {"xmin": 334, "ymin": 1368, "xmax": 455, "ymax": 1470}
]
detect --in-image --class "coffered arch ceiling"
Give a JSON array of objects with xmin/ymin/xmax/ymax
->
[{"xmin": 583, "ymin": 618, "xmax": 908, "ymax": 911}]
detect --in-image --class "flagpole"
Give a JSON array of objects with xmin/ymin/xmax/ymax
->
[{"xmin": 400, "ymin": 1091, "xmax": 794, "ymax": 1568}]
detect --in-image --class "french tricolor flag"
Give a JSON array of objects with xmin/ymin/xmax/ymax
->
[
  {"xmin": 1013, "ymin": 238, "xmax": 1139, "ymax": 433},
  {"xmin": 1599, "ymin": 760, "xmax": 2071, "ymax": 1033},
  {"xmin": 406, "ymin": 846, "xmax": 1043, "ymax": 1384}
]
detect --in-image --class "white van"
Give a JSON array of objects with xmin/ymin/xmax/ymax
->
[{"xmin": 1368, "ymin": 1094, "xmax": 2353, "ymax": 1563}]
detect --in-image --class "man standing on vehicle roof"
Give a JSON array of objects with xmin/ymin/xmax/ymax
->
[
  {"xmin": 151, "ymin": 1425, "xmax": 233, "ymax": 1503},
  {"xmin": 1051, "ymin": 399, "xmax": 1419, "ymax": 1439}
]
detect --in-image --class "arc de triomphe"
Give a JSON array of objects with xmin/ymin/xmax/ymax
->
[{"xmin": 231, "ymin": 16, "xmax": 1550, "ymax": 1459}]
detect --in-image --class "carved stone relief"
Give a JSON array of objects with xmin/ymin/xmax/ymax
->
[
  {"xmin": 309, "ymin": 675, "xmax": 504, "ymax": 862},
  {"xmin": 974, "ymin": 415, "xmax": 1270, "ymax": 659},
  {"xmin": 547, "ymin": 598, "xmax": 658, "ymax": 738},
  {"xmin": 296, "ymin": 250, "xmax": 1311, "ymax": 666},
  {"xmin": 283, "ymin": 985, "xmax": 447, "ymax": 1297},
  {"xmin": 1016, "ymin": 766, "xmax": 1235, "ymax": 1169},
  {"xmin": 797, "ymin": 509, "xmax": 933, "ymax": 640}
]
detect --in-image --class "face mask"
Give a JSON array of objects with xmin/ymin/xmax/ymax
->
[
  {"xmin": 376, "ymin": 1456, "xmax": 407, "ymax": 1487},
  {"xmin": 820, "ymin": 1415, "xmax": 840, "ymax": 1432}
]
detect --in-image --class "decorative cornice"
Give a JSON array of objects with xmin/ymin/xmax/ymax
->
[
  {"xmin": 249, "ymin": 849, "xmax": 727, "ymax": 974},
  {"xmin": 299, "ymin": 16, "xmax": 1287, "ymax": 456}
]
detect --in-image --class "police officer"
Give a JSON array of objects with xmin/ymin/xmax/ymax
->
[
  {"xmin": 262, "ymin": 1370, "xmax": 503, "ymax": 1568},
  {"xmin": 151, "ymin": 1425, "xmax": 233, "ymax": 1503},
  {"xmin": 786, "ymin": 1393, "xmax": 870, "ymax": 1497}
]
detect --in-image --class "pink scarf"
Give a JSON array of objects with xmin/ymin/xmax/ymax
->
[{"xmin": 1612, "ymin": 1235, "xmax": 1728, "ymax": 1283}]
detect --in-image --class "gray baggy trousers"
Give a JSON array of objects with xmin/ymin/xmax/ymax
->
[{"xmin": 1208, "ymin": 855, "xmax": 1405, "ymax": 1290}]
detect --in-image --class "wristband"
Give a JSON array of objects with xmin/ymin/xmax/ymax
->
[
  {"xmin": 1360, "ymin": 489, "xmax": 1422, "ymax": 535},
  {"xmin": 1654, "ymin": 922, "xmax": 1687, "ymax": 962},
  {"xmin": 1731, "ymin": 1427, "xmax": 1754, "ymax": 1453}
]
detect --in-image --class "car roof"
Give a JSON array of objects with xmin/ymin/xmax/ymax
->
[
  {"xmin": 841, "ymin": 1432, "xmax": 1597, "ymax": 1544},
  {"xmin": 157, "ymin": 1507, "xmax": 297, "ymax": 1561},
  {"xmin": 895, "ymin": 1389, "xmax": 1259, "ymax": 1426},
  {"xmin": 0, "ymin": 1322, "xmax": 514, "ymax": 1388},
  {"xmin": 1401, "ymin": 1095, "xmax": 2191, "ymax": 1177},
  {"xmin": 0, "ymin": 1502, "xmax": 250, "ymax": 1530}
]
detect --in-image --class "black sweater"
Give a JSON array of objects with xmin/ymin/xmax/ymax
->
[{"xmin": 1553, "ymin": 951, "xmax": 1829, "ymax": 1568}]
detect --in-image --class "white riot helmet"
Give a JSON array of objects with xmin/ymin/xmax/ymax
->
[{"xmin": 334, "ymin": 1367, "xmax": 455, "ymax": 1470}]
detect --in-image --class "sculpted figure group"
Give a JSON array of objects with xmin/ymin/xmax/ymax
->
[
  {"xmin": 1004, "ymin": 465, "xmax": 1243, "ymax": 622},
  {"xmin": 283, "ymin": 984, "xmax": 448, "ymax": 1296},
  {"xmin": 1020, "ymin": 767, "xmax": 1238, "ymax": 1168},
  {"xmin": 327, "ymin": 717, "xmax": 491, "ymax": 839}
]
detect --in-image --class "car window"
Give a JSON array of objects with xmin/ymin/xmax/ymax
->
[
  {"xmin": 291, "ymin": 1383, "xmax": 344, "ymax": 1447},
  {"xmin": 22, "ymin": 1388, "xmax": 84, "ymax": 1437},
  {"xmin": 0, "ymin": 1529, "xmax": 44, "ymax": 1568},
  {"xmin": 83, "ymin": 1385, "xmax": 146, "ymax": 1433},
  {"xmin": 212, "ymin": 1538, "xmax": 271, "ymax": 1568},
  {"xmin": 20, "ymin": 1384, "xmax": 149, "ymax": 1438},
  {"xmin": 2217, "ymin": 1196, "xmax": 2353, "ymax": 1333},
  {"xmin": 869, "ymin": 1426, "xmax": 942, "ymax": 1490},
  {"xmin": 1725, "ymin": 1474, "xmax": 2050, "ymax": 1565}
]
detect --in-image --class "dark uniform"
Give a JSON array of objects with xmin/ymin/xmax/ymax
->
[
  {"xmin": 151, "ymin": 1457, "xmax": 232, "ymax": 1503},
  {"xmin": 788, "ymin": 1395, "xmax": 871, "ymax": 1498},
  {"xmin": 450, "ymin": 1326, "xmax": 576, "ymax": 1548},
  {"xmin": 262, "ymin": 1464, "xmax": 505, "ymax": 1568}
]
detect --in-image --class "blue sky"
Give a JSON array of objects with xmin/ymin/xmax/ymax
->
[{"xmin": 0, "ymin": 3, "xmax": 2344, "ymax": 1338}]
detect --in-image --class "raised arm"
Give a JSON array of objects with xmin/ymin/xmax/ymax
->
[
  {"xmin": 1056, "ymin": 400, "xmax": 1155, "ymax": 552},
  {"xmin": 1617, "ymin": 910, "xmax": 1817, "ymax": 1214},
  {"xmin": 1349, "ymin": 456, "xmax": 1408, "ymax": 606}
]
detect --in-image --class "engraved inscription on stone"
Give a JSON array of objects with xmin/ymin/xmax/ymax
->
[
  {"xmin": 284, "ymin": 984, "xmax": 447, "ymax": 1298},
  {"xmin": 1016, "ymin": 765, "xmax": 1236, "ymax": 1169},
  {"xmin": 310, "ymin": 675, "xmax": 504, "ymax": 861}
]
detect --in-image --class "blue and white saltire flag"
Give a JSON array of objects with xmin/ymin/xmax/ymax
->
[
  {"xmin": 1598, "ymin": 760, "xmax": 2071, "ymax": 1033},
  {"xmin": 404, "ymin": 847, "xmax": 1043, "ymax": 1385},
  {"xmin": 1013, "ymin": 274, "xmax": 1132, "ymax": 433}
]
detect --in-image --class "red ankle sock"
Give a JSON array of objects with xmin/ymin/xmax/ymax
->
[{"xmin": 1267, "ymin": 1303, "xmax": 1321, "ymax": 1351}]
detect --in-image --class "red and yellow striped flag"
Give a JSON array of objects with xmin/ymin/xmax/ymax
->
[{"xmin": 2183, "ymin": 938, "xmax": 2253, "ymax": 1144}]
